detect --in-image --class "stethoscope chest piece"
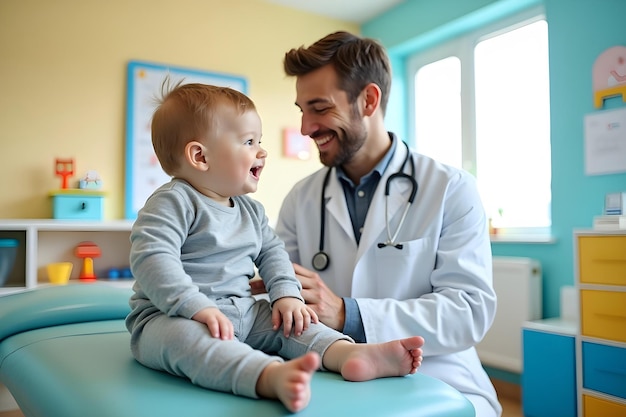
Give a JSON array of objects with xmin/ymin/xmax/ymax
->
[{"xmin": 312, "ymin": 251, "xmax": 330, "ymax": 271}]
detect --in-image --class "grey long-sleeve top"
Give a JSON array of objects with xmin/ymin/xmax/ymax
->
[{"xmin": 126, "ymin": 179, "xmax": 302, "ymax": 326}]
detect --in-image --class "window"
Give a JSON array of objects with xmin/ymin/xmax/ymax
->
[{"xmin": 409, "ymin": 10, "xmax": 551, "ymax": 235}]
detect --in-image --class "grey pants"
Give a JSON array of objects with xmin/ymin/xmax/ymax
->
[{"xmin": 130, "ymin": 297, "xmax": 352, "ymax": 398}]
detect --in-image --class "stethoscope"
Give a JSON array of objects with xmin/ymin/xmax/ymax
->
[{"xmin": 311, "ymin": 141, "xmax": 418, "ymax": 271}]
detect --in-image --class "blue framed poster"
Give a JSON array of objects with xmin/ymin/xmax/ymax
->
[{"xmin": 124, "ymin": 60, "xmax": 248, "ymax": 219}]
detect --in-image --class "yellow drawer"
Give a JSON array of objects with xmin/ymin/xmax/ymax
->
[
  {"xmin": 578, "ymin": 236, "xmax": 626, "ymax": 286},
  {"xmin": 581, "ymin": 290, "xmax": 626, "ymax": 342},
  {"xmin": 583, "ymin": 394, "xmax": 626, "ymax": 416}
]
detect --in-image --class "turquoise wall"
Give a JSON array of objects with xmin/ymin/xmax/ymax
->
[{"xmin": 363, "ymin": 0, "xmax": 626, "ymax": 321}]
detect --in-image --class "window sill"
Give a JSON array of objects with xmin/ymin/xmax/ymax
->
[{"xmin": 490, "ymin": 234, "xmax": 556, "ymax": 244}]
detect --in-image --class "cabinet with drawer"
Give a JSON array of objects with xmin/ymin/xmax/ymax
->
[
  {"xmin": 522, "ymin": 319, "xmax": 577, "ymax": 417},
  {"xmin": 50, "ymin": 190, "xmax": 106, "ymax": 220},
  {"xmin": 574, "ymin": 230, "xmax": 626, "ymax": 417}
]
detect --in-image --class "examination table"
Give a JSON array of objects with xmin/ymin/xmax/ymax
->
[{"xmin": 0, "ymin": 284, "xmax": 475, "ymax": 417}]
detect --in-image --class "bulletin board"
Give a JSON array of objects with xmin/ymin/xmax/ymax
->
[{"xmin": 124, "ymin": 60, "xmax": 248, "ymax": 219}]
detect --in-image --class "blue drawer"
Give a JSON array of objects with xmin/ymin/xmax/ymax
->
[
  {"xmin": 583, "ymin": 341, "xmax": 626, "ymax": 400},
  {"xmin": 51, "ymin": 194, "xmax": 104, "ymax": 220}
]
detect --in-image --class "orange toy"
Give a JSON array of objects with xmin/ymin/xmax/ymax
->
[
  {"xmin": 75, "ymin": 241, "xmax": 101, "ymax": 281},
  {"xmin": 55, "ymin": 158, "xmax": 75, "ymax": 189}
]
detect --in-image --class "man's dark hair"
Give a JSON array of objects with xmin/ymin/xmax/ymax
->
[{"xmin": 284, "ymin": 31, "xmax": 392, "ymax": 115}]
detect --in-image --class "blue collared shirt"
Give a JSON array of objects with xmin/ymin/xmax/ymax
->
[{"xmin": 337, "ymin": 134, "xmax": 398, "ymax": 342}]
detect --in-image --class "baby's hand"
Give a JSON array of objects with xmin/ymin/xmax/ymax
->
[
  {"xmin": 272, "ymin": 297, "xmax": 319, "ymax": 338},
  {"xmin": 192, "ymin": 307, "xmax": 234, "ymax": 340}
]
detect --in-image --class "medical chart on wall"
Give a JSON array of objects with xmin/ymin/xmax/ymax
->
[
  {"xmin": 124, "ymin": 60, "xmax": 247, "ymax": 219},
  {"xmin": 584, "ymin": 107, "xmax": 626, "ymax": 175}
]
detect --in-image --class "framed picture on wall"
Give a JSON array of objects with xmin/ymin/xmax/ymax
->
[
  {"xmin": 125, "ymin": 60, "xmax": 247, "ymax": 219},
  {"xmin": 283, "ymin": 128, "xmax": 312, "ymax": 160}
]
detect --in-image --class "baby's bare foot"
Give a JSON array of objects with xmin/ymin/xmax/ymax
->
[
  {"xmin": 341, "ymin": 336, "xmax": 424, "ymax": 382},
  {"xmin": 257, "ymin": 352, "xmax": 320, "ymax": 412}
]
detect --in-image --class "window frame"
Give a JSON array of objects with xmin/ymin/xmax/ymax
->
[{"xmin": 406, "ymin": 6, "xmax": 551, "ymax": 239}]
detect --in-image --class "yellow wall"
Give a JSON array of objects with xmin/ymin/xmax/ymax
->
[{"xmin": 0, "ymin": 0, "xmax": 358, "ymax": 221}]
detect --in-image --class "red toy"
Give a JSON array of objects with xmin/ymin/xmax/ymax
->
[
  {"xmin": 74, "ymin": 241, "xmax": 101, "ymax": 281},
  {"xmin": 55, "ymin": 158, "xmax": 75, "ymax": 189}
]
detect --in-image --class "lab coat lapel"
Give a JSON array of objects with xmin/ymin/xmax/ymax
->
[
  {"xmin": 325, "ymin": 171, "xmax": 355, "ymax": 241},
  {"xmin": 357, "ymin": 144, "xmax": 413, "ymax": 259}
]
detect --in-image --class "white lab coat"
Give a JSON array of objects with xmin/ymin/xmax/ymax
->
[{"xmin": 275, "ymin": 136, "xmax": 501, "ymax": 416}]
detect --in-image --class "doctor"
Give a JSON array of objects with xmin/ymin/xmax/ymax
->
[{"xmin": 274, "ymin": 31, "xmax": 501, "ymax": 417}]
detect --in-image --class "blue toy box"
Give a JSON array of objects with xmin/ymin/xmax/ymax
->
[{"xmin": 50, "ymin": 190, "xmax": 106, "ymax": 220}]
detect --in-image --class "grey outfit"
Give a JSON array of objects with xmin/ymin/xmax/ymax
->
[{"xmin": 126, "ymin": 179, "xmax": 350, "ymax": 398}]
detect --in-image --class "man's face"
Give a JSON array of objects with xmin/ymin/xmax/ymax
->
[{"xmin": 294, "ymin": 65, "xmax": 367, "ymax": 167}]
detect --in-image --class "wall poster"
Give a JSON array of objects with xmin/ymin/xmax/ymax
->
[{"xmin": 125, "ymin": 60, "xmax": 247, "ymax": 219}]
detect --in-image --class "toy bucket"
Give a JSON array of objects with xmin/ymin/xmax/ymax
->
[{"xmin": 0, "ymin": 238, "xmax": 18, "ymax": 286}]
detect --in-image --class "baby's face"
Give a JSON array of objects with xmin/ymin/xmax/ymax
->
[{"xmin": 204, "ymin": 109, "xmax": 266, "ymax": 198}]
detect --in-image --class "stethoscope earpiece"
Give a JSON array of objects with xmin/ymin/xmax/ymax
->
[{"xmin": 312, "ymin": 140, "xmax": 417, "ymax": 271}]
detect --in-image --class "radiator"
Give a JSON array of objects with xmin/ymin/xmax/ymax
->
[{"xmin": 476, "ymin": 256, "xmax": 542, "ymax": 373}]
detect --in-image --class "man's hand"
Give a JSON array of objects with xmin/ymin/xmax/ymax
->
[
  {"xmin": 250, "ymin": 278, "xmax": 267, "ymax": 295},
  {"xmin": 192, "ymin": 307, "xmax": 234, "ymax": 340},
  {"xmin": 293, "ymin": 263, "xmax": 345, "ymax": 331},
  {"xmin": 272, "ymin": 297, "xmax": 319, "ymax": 337}
]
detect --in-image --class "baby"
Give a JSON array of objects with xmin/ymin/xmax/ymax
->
[{"xmin": 125, "ymin": 80, "xmax": 424, "ymax": 412}]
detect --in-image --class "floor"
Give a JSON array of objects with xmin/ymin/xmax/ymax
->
[
  {"xmin": 500, "ymin": 396, "xmax": 524, "ymax": 417},
  {"xmin": 494, "ymin": 377, "xmax": 524, "ymax": 417}
]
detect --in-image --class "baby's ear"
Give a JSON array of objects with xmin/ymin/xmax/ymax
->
[{"xmin": 185, "ymin": 141, "xmax": 209, "ymax": 171}]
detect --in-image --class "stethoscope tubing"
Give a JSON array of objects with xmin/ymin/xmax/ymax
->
[
  {"xmin": 379, "ymin": 143, "xmax": 417, "ymax": 249},
  {"xmin": 312, "ymin": 140, "xmax": 418, "ymax": 270},
  {"xmin": 312, "ymin": 168, "xmax": 333, "ymax": 271}
]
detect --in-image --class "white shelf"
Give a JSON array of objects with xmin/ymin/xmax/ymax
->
[
  {"xmin": 0, "ymin": 219, "xmax": 133, "ymax": 231},
  {"xmin": 0, "ymin": 219, "xmax": 134, "ymax": 294},
  {"xmin": 523, "ymin": 318, "xmax": 578, "ymax": 336}
]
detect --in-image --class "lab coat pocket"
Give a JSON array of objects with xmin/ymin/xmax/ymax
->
[{"xmin": 373, "ymin": 237, "xmax": 435, "ymax": 298}]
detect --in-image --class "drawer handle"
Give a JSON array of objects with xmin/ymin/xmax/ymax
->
[
  {"xmin": 593, "ymin": 366, "xmax": 626, "ymax": 377},
  {"xmin": 596, "ymin": 313, "xmax": 626, "ymax": 320},
  {"xmin": 81, "ymin": 202, "xmax": 87, "ymax": 210}
]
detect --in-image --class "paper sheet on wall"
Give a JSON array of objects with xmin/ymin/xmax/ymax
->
[{"xmin": 584, "ymin": 107, "xmax": 626, "ymax": 175}]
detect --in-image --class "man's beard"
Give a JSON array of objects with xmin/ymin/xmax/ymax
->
[{"xmin": 320, "ymin": 111, "xmax": 367, "ymax": 167}]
